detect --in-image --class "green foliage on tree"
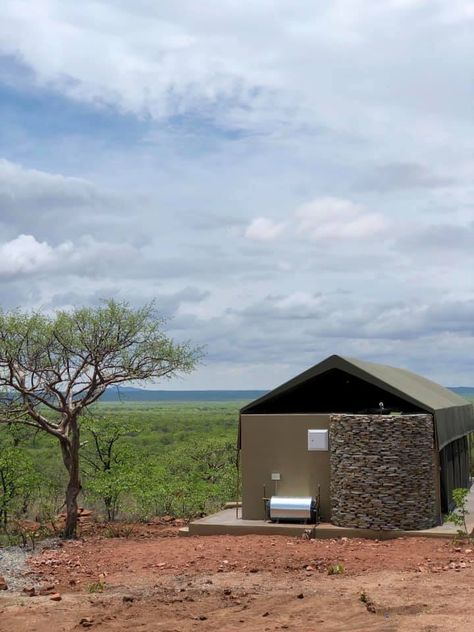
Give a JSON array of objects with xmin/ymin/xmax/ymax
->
[
  {"xmin": 81, "ymin": 416, "xmax": 143, "ymax": 521},
  {"xmin": 446, "ymin": 487, "xmax": 470, "ymax": 538},
  {"xmin": 0, "ymin": 300, "xmax": 201, "ymax": 537},
  {"xmin": 135, "ymin": 437, "xmax": 237, "ymax": 520},
  {"xmin": 0, "ymin": 400, "xmax": 240, "ymax": 532},
  {"xmin": 0, "ymin": 429, "xmax": 38, "ymax": 527}
]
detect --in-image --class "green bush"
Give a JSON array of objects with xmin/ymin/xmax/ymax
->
[
  {"xmin": 0, "ymin": 440, "xmax": 39, "ymax": 528},
  {"xmin": 133, "ymin": 438, "xmax": 237, "ymax": 520},
  {"xmin": 446, "ymin": 487, "xmax": 470, "ymax": 538},
  {"xmin": 0, "ymin": 402, "xmax": 241, "ymax": 531}
]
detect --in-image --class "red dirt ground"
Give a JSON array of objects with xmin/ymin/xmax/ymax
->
[{"xmin": 1, "ymin": 523, "xmax": 474, "ymax": 631}]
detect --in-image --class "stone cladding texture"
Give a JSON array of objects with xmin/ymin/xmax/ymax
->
[{"xmin": 329, "ymin": 414, "xmax": 437, "ymax": 530}]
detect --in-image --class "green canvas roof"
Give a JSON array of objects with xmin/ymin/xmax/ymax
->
[{"xmin": 241, "ymin": 355, "xmax": 474, "ymax": 449}]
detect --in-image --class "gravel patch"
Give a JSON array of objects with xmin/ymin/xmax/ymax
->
[{"xmin": 0, "ymin": 540, "xmax": 58, "ymax": 592}]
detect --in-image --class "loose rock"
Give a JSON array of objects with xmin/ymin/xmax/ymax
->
[
  {"xmin": 39, "ymin": 585, "xmax": 55, "ymax": 596},
  {"xmin": 79, "ymin": 617, "xmax": 94, "ymax": 627},
  {"xmin": 50, "ymin": 593, "xmax": 62, "ymax": 601}
]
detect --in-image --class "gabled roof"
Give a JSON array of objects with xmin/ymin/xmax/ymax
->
[{"xmin": 241, "ymin": 355, "xmax": 474, "ymax": 449}]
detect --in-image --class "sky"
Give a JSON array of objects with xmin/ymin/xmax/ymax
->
[{"xmin": 0, "ymin": 0, "xmax": 473, "ymax": 389}]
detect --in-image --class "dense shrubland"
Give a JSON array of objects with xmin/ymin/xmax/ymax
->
[
  {"xmin": 4, "ymin": 396, "xmax": 472, "ymax": 542},
  {"xmin": 0, "ymin": 401, "xmax": 239, "ymax": 539}
]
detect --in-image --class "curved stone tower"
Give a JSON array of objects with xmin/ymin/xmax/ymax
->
[{"xmin": 329, "ymin": 414, "xmax": 438, "ymax": 530}]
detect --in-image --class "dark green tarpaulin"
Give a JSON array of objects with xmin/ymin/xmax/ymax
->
[
  {"xmin": 241, "ymin": 354, "xmax": 474, "ymax": 450},
  {"xmin": 439, "ymin": 436, "xmax": 471, "ymax": 513}
]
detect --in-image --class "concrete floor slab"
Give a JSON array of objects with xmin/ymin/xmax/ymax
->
[{"xmin": 188, "ymin": 483, "xmax": 474, "ymax": 540}]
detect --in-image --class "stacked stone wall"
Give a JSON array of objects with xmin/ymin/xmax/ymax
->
[{"xmin": 329, "ymin": 414, "xmax": 438, "ymax": 530}]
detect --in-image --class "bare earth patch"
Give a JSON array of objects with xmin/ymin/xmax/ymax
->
[{"xmin": 1, "ymin": 524, "xmax": 474, "ymax": 631}]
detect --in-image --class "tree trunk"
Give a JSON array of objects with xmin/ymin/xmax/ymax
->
[
  {"xmin": 60, "ymin": 423, "xmax": 82, "ymax": 539},
  {"xmin": 104, "ymin": 495, "xmax": 113, "ymax": 522},
  {"xmin": 0, "ymin": 470, "xmax": 8, "ymax": 528}
]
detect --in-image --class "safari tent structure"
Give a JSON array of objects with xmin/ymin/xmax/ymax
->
[{"xmin": 238, "ymin": 355, "xmax": 474, "ymax": 531}]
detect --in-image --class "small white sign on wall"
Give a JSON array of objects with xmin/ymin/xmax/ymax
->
[{"xmin": 308, "ymin": 429, "xmax": 329, "ymax": 451}]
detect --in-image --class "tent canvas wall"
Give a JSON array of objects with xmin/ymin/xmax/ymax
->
[{"xmin": 239, "ymin": 355, "xmax": 474, "ymax": 524}]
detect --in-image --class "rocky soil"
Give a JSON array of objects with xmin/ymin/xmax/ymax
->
[{"xmin": 1, "ymin": 524, "xmax": 474, "ymax": 631}]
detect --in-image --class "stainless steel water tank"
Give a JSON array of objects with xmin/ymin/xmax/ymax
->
[{"xmin": 269, "ymin": 496, "xmax": 315, "ymax": 522}]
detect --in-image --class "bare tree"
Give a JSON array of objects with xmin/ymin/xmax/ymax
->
[{"xmin": 0, "ymin": 300, "xmax": 200, "ymax": 538}]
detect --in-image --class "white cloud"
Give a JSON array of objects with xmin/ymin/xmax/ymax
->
[
  {"xmin": 0, "ymin": 1, "xmax": 473, "ymax": 387},
  {"xmin": 244, "ymin": 217, "xmax": 286, "ymax": 241},
  {"xmin": 245, "ymin": 197, "xmax": 388, "ymax": 244},
  {"xmin": 0, "ymin": 234, "xmax": 73, "ymax": 277},
  {"xmin": 0, "ymin": 0, "xmax": 472, "ymax": 142},
  {"xmin": 0, "ymin": 158, "xmax": 148, "ymax": 245},
  {"xmin": 295, "ymin": 197, "xmax": 388, "ymax": 241},
  {"xmin": 0, "ymin": 233, "xmax": 142, "ymax": 279},
  {"xmin": 275, "ymin": 292, "xmax": 322, "ymax": 311},
  {"xmin": 0, "ymin": 158, "xmax": 96, "ymax": 205},
  {"xmin": 0, "ymin": 158, "xmax": 108, "ymax": 241}
]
